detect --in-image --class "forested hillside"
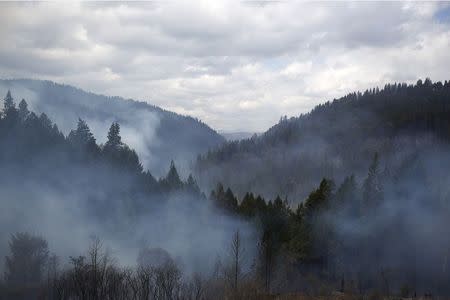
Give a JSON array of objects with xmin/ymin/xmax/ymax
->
[
  {"xmin": 0, "ymin": 90, "xmax": 245, "ymax": 292},
  {"xmin": 196, "ymin": 79, "xmax": 450, "ymax": 200},
  {"xmin": 0, "ymin": 79, "xmax": 225, "ymax": 176},
  {"xmin": 1, "ymin": 83, "xmax": 450, "ymax": 298}
]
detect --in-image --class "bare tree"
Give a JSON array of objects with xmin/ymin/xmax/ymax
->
[{"xmin": 230, "ymin": 230, "xmax": 244, "ymax": 292}]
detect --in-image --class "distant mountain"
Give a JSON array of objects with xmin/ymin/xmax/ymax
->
[
  {"xmin": 0, "ymin": 79, "xmax": 225, "ymax": 176},
  {"xmin": 195, "ymin": 79, "xmax": 450, "ymax": 201},
  {"xmin": 219, "ymin": 131, "xmax": 260, "ymax": 141}
]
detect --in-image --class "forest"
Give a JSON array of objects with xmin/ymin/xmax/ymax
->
[
  {"xmin": 196, "ymin": 79, "xmax": 450, "ymax": 200},
  {"xmin": 1, "ymin": 80, "xmax": 450, "ymax": 299}
]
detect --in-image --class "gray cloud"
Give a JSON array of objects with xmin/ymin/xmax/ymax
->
[{"xmin": 1, "ymin": 1, "xmax": 450, "ymax": 132}]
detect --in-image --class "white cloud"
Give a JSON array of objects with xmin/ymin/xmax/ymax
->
[
  {"xmin": 0, "ymin": 1, "xmax": 450, "ymax": 132},
  {"xmin": 281, "ymin": 61, "xmax": 313, "ymax": 77}
]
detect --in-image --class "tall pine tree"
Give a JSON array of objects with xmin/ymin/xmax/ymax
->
[
  {"xmin": 104, "ymin": 122, "xmax": 122, "ymax": 150},
  {"xmin": 4, "ymin": 90, "xmax": 15, "ymax": 111},
  {"xmin": 18, "ymin": 99, "xmax": 29, "ymax": 122}
]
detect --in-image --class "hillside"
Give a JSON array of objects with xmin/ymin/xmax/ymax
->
[
  {"xmin": 0, "ymin": 92, "xmax": 242, "ymax": 278},
  {"xmin": 0, "ymin": 79, "xmax": 225, "ymax": 176},
  {"xmin": 195, "ymin": 79, "xmax": 450, "ymax": 200}
]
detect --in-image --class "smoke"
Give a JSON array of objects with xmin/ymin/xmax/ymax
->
[
  {"xmin": 0, "ymin": 161, "xmax": 256, "ymax": 276},
  {"xmin": 0, "ymin": 82, "xmax": 253, "ymax": 276},
  {"xmin": 316, "ymin": 134, "xmax": 450, "ymax": 293},
  {"xmin": 0, "ymin": 81, "xmax": 162, "ymax": 172}
]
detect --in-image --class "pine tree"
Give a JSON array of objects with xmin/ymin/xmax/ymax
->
[
  {"xmin": 224, "ymin": 187, "xmax": 238, "ymax": 212},
  {"xmin": 3, "ymin": 90, "xmax": 18, "ymax": 123},
  {"xmin": 105, "ymin": 122, "xmax": 122, "ymax": 150},
  {"xmin": 68, "ymin": 118, "xmax": 96, "ymax": 146},
  {"xmin": 240, "ymin": 192, "xmax": 257, "ymax": 217},
  {"xmin": 186, "ymin": 174, "xmax": 200, "ymax": 194},
  {"xmin": 4, "ymin": 90, "xmax": 15, "ymax": 111},
  {"xmin": 68, "ymin": 118, "xmax": 99, "ymax": 156},
  {"xmin": 39, "ymin": 113, "xmax": 52, "ymax": 130},
  {"xmin": 18, "ymin": 99, "xmax": 30, "ymax": 122},
  {"xmin": 303, "ymin": 178, "xmax": 334, "ymax": 216},
  {"xmin": 5, "ymin": 233, "xmax": 49, "ymax": 286},
  {"xmin": 162, "ymin": 160, "xmax": 182, "ymax": 190}
]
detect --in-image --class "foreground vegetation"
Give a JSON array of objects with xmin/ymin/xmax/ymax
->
[{"xmin": 0, "ymin": 233, "xmax": 440, "ymax": 300}]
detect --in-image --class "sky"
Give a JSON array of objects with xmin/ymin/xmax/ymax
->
[{"xmin": 1, "ymin": 1, "xmax": 450, "ymax": 132}]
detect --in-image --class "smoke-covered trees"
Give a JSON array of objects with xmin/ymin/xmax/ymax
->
[
  {"xmin": 4, "ymin": 233, "xmax": 49, "ymax": 287},
  {"xmin": 334, "ymin": 175, "xmax": 357, "ymax": 208},
  {"xmin": 68, "ymin": 118, "xmax": 100, "ymax": 158},
  {"xmin": 196, "ymin": 79, "xmax": 450, "ymax": 201},
  {"xmin": 160, "ymin": 160, "xmax": 183, "ymax": 190},
  {"xmin": 185, "ymin": 174, "xmax": 201, "ymax": 195},
  {"xmin": 205, "ymin": 143, "xmax": 450, "ymax": 295},
  {"xmin": 362, "ymin": 153, "xmax": 383, "ymax": 212},
  {"xmin": 0, "ymin": 90, "xmax": 214, "ymax": 298},
  {"xmin": 210, "ymin": 183, "xmax": 238, "ymax": 213},
  {"xmin": 3, "ymin": 90, "xmax": 15, "ymax": 112},
  {"xmin": 303, "ymin": 178, "xmax": 334, "ymax": 215},
  {"xmin": 3, "ymin": 80, "xmax": 450, "ymax": 298},
  {"xmin": 0, "ymin": 90, "xmax": 203, "ymax": 221},
  {"xmin": 2, "ymin": 90, "xmax": 19, "ymax": 127},
  {"xmin": 68, "ymin": 118, "xmax": 96, "ymax": 148},
  {"xmin": 18, "ymin": 99, "xmax": 29, "ymax": 122},
  {"xmin": 101, "ymin": 121, "xmax": 144, "ymax": 173},
  {"xmin": 105, "ymin": 121, "xmax": 122, "ymax": 150}
]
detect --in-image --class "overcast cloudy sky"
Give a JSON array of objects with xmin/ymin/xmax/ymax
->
[{"xmin": 1, "ymin": 1, "xmax": 450, "ymax": 132}]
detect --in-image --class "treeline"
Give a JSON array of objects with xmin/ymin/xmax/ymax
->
[{"xmin": 195, "ymin": 78, "xmax": 450, "ymax": 200}]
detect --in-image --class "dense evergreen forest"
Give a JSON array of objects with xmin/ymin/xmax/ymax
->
[
  {"xmin": 196, "ymin": 79, "xmax": 450, "ymax": 200},
  {"xmin": 0, "ymin": 90, "xmax": 205, "ymax": 215},
  {"xmin": 1, "ymin": 81, "xmax": 450, "ymax": 299}
]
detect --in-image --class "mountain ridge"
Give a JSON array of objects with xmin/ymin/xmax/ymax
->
[
  {"xmin": 0, "ymin": 78, "xmax": 226, "ymax": 176},
  {"xmin": 195, "ymin": 78, "xmax": 450, "ymax": 201}
]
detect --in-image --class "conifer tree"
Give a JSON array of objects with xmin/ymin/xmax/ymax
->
[
  {"xmin": 3, "ymin": 90, "xmax": 18, "ymax": 123},
  {"xmin": 224, "ymin": 187, "xmax": 238, "ymax": 211},
  {"xmin": 68, "ymin": 118, "xmax": 99, "ymax": 155},
  {"xmin": 68, "ymin": 118, "xmax": 96, "ymax": 146},
  {"xmin": 18, "ymin": 99, "xmax": 29, "ymax": 122},
  {"xmin": 162, "ymin": 160, "xmax": 182, "ymax": 190},
  {"xmin": 39, "ymin": 113, "xmax": 52, "ymax": 130},
  {"xmin": 186, "ymin": 174, "xmax": 200, "ymax": 194},
  {"xmin": 4, "ymin": 233, "xmax": 49, "ymax": 286},
  {"xmin": 4, "ymin": 90, "xmax": 15, "ymax": 111},
  {"xmin": 105, "ymin": 122, "xmax": 122, "ymax": 150}
]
